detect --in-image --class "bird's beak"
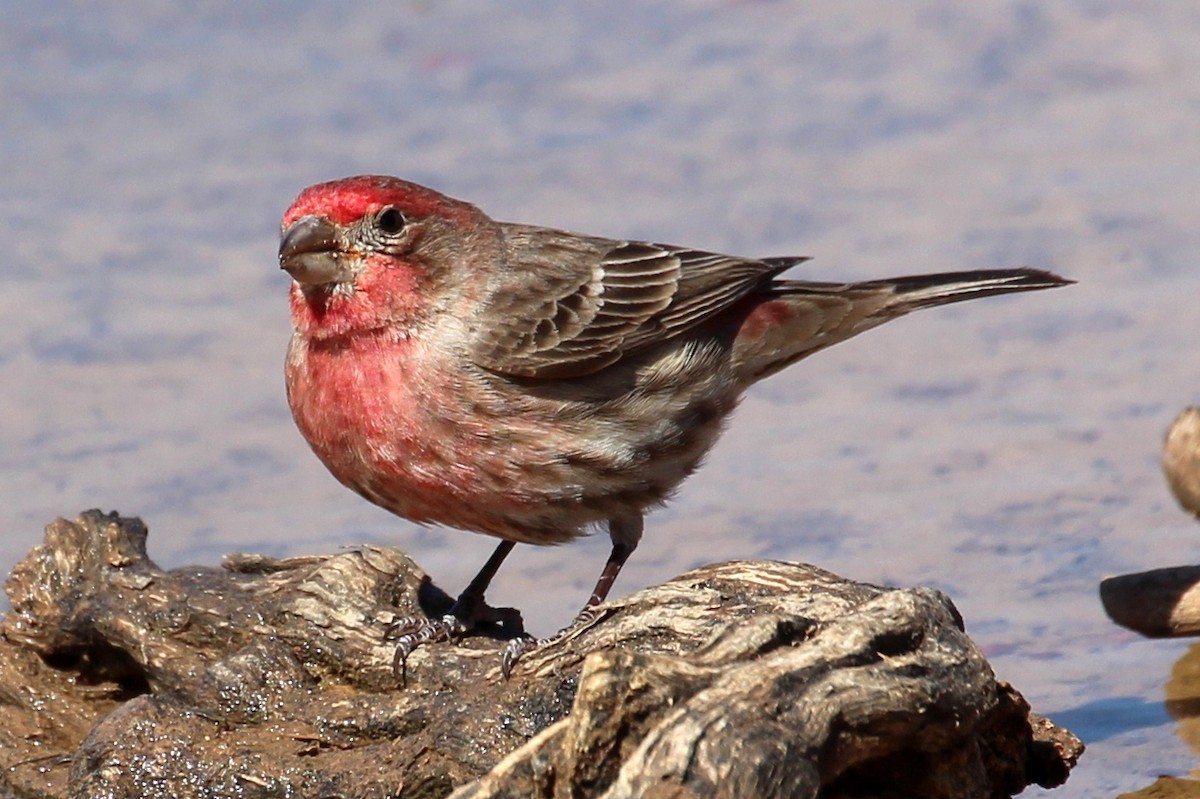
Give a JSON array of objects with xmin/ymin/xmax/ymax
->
[{"xmin": 279, "ymin": 216, "xmax": 352, "ymax": 286}]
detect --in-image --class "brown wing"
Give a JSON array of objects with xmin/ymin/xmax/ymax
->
[{"xmin": 469, "ymin": 224, "xmax": 807, "ymax": 379}]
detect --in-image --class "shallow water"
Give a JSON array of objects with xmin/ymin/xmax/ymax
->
[{"xmin": 4, "ymin": 3, "xmax": 1200, "ymax": 795}]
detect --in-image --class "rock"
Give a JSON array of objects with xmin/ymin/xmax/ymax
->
[
  {"xmin": 1164, "ymin": 407, "xmax": 1200, "ymax": 519},
  {"xmin": 1099, "ymin": 408, "xmax": 1200, "ymax": 638}
]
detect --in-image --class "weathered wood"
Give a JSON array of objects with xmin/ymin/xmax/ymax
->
[{"xmin": 0, "ymin": 510, "xmax": 1080, "ymax": 798}]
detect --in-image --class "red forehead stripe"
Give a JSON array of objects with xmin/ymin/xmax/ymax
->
[{"xmin": 282, "ymin": 175, "xmax": 470, "ymax": 227}]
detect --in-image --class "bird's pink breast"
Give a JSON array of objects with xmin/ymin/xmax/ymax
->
[{"xmin": 285, "ymin": 330, "xmax": 543, "ymax": 536}]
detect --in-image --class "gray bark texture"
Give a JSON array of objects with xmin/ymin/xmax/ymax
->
[{"xmin": 0, "ymin": 510, "xmax": 1081, "ymax": 798}]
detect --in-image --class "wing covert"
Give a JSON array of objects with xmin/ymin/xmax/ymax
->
[{"xmin": 469, "ymin": 226, "xmax": 801, "ymax": 378}]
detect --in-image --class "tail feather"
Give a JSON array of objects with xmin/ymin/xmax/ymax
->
[
  {"xmin": 863, "ymin": 268, "xmax": 1073, "ymax": 311},
  {"xmin": 734, "ymin": 267, "xmax": 1072, "ymax": 382}
]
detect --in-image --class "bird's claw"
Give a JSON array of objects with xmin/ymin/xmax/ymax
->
[
  {"xmin": 385, "ymin": 612, "xmax": 469, "ymax": 643},
  {"xmin": 385, "ymin": 599, "xmax": 528, "ymax": 685},
  {"xmin": 500, "ymin": 634, "xmax": 537, "ymax": 679},
  {"xmin": 499, "ymin": 605, "xmax": 610, "ymax": 679},
  {"xmin": 386, "ymin": 613, "xmax": 469, "ymax": 685}
]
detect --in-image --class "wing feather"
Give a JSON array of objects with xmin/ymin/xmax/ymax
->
[{"xmin": 469, "ymin": 226, "xmax": 804, "ymax": 378}]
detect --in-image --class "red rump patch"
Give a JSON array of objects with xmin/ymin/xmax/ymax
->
[
  {"xmin": 282, "ymin": 175, "xmax": 473, "ymax": 228},
  {"xmin": 736, "ymin": 298, "xmax": 795, "ymax": 342}
]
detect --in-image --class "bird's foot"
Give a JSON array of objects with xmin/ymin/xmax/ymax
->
[
  {"xmin": 386, "ymin": 613, "xmax": 469, "ymax": 682},
  {"xmin": 500, "ymin": 604, "xmax": 612, "ymax": 679},
  {"xmin": 499, "ymin": 633, "xmax": 537, "ymax": 679},
  {"xmin": 386, "ymin": 598, "xmax": 525, "ymax": 685}
]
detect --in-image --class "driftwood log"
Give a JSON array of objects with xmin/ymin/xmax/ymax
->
[
  {"xmin": 1101, "ymin": 407, "xmax": 1200, "ymax": 637},
  {"xmin": 0, "ymin": 510, "xmax": 1081, "ymax": 798}
]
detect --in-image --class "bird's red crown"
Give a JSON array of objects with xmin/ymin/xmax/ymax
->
[{"xmin": 282, "ymin": 175, "xmax": 473, "ymax": 228}]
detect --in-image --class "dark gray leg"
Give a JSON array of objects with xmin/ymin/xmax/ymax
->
[
  {"xmin": 387, "ymin": 539, "xmax": 523, "ymax": 683},
  {"xmin": 502, "ymin": 515, "xmax": 644, "ymax": 677}
]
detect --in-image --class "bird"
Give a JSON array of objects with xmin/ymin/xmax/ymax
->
[{"xmin": 278, "ymin": 174, "xmax": 1071, "ymax": 677}]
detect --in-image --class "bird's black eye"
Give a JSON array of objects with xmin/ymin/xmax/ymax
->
[{"xmin": 376, "ymin": 207, "xmax": 406, "ymax": 235}]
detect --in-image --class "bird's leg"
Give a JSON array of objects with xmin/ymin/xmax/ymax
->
[
  {"xmin": 502, "ymin": 515, "xmax": 643, "ymax": 677},
  {"xmin": 387, "ymin": 539, "xmax": 524, "ymax": 682}
]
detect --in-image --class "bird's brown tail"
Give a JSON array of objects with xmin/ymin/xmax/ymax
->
[
  {"xmin": 863, "ymin": 268, "xmax": 1073, "ymax": 312},
  {"xmin": 733, "ymin": 267, "xmax": 1072, "ymax": 383}
]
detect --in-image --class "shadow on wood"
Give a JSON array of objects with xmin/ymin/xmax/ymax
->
[{"xmin": 0, "ymin": 510, "xmax": 1081, "ymax": 798}]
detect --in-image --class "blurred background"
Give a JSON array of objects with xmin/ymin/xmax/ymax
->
[{"xmin": 3, "ymin": 3, "xmax": 1199, "ymax": 795}]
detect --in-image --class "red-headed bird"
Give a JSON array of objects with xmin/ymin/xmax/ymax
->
[{"xmin": 279, "ymin": 175, "xmax": 1070, "ymax": 676}]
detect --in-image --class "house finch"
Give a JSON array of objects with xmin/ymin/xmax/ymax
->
[{"xmin": 279, "ymin": 175, "xmax": 1071, "ymax": 676}]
